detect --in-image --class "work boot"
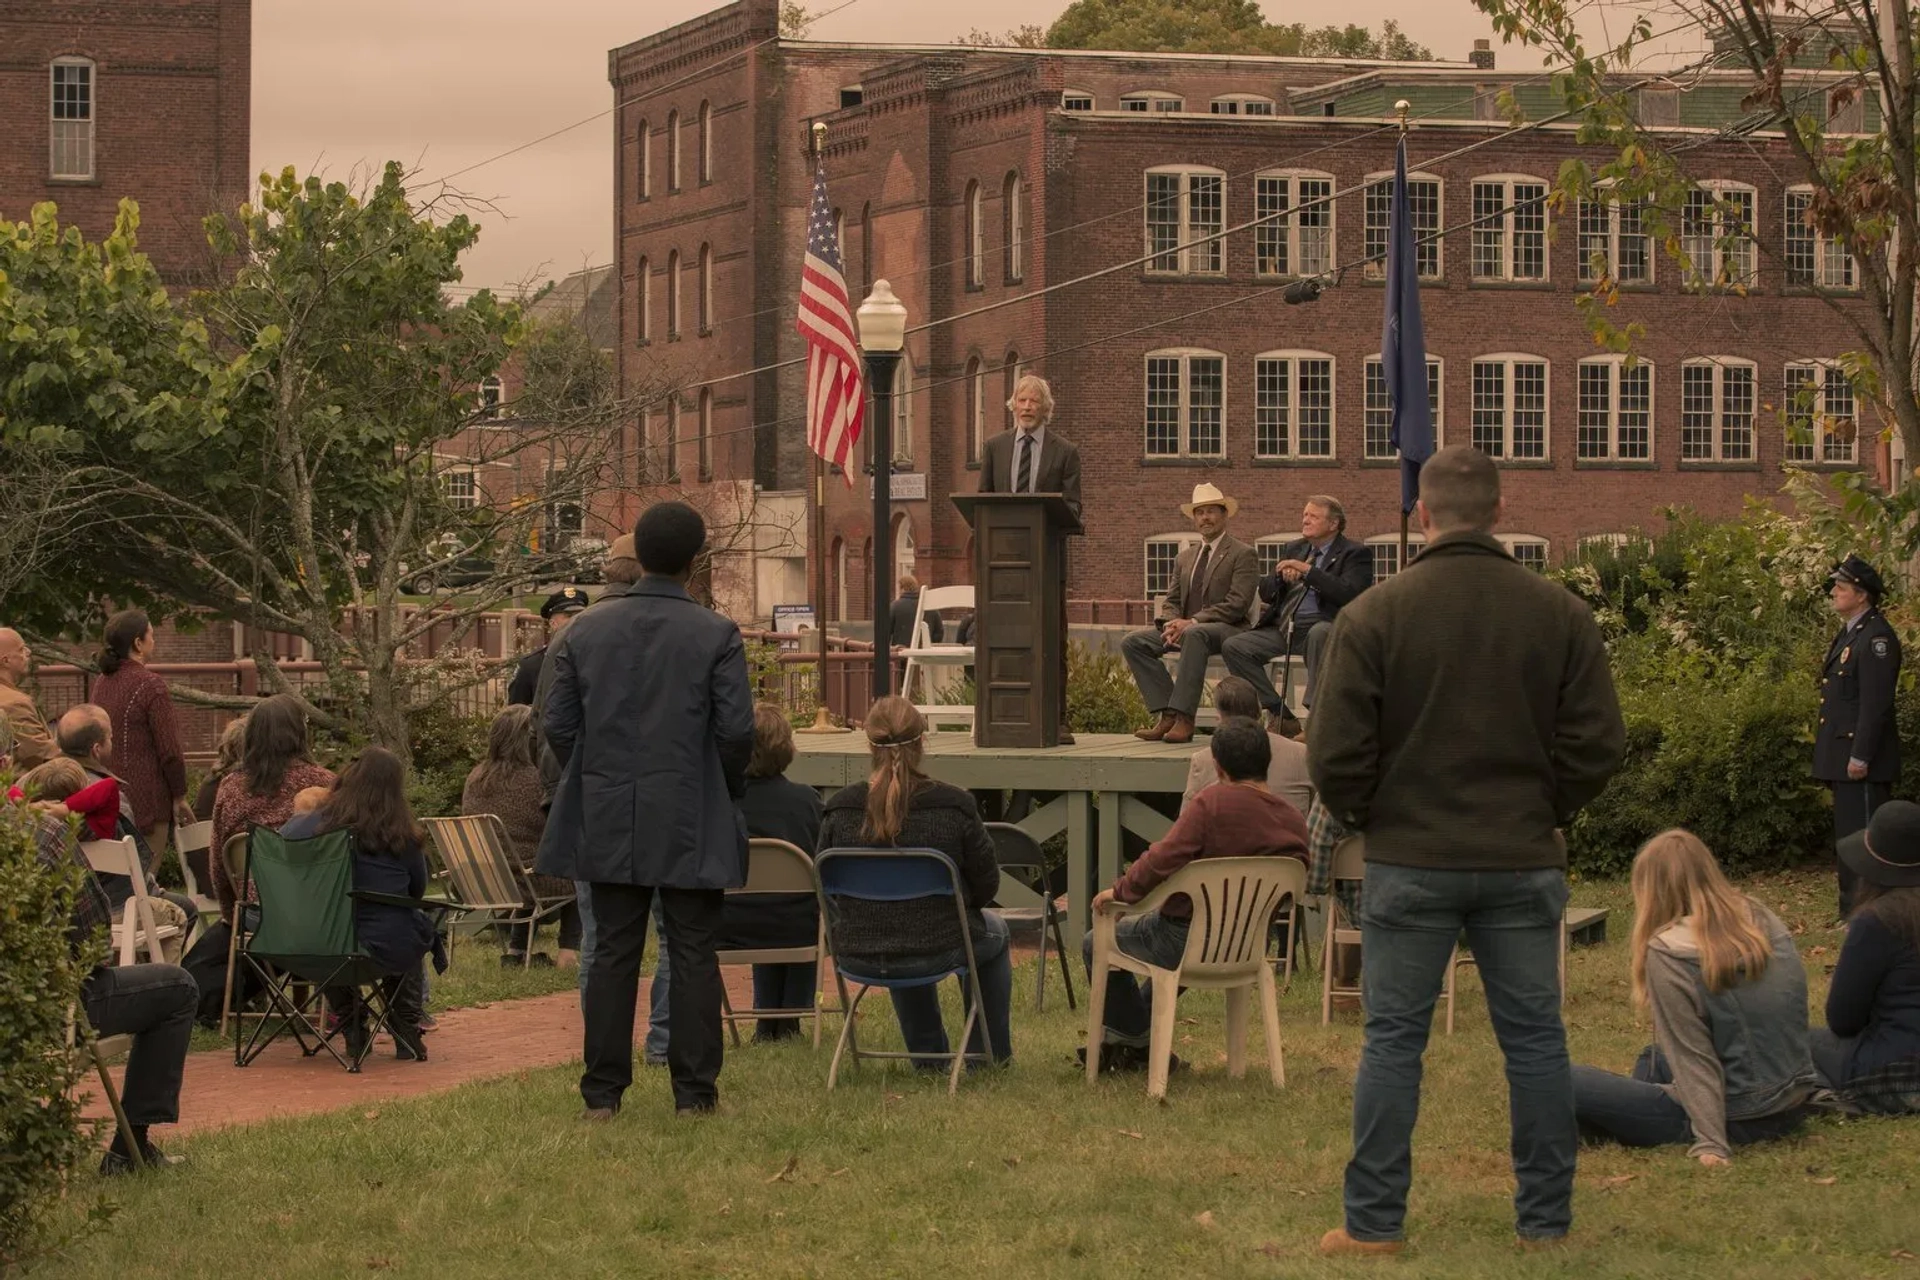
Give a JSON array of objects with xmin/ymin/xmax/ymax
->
[
  {"xmin": 1318, "ymin": 1228, "xmax": 1404, "ymax": 1258},
  {"xmin": 1134, "ymin": 712, "xmax": 1176, "ymax": 741},
  {"xmin": 1266, "ymin": 708, "xmax": 1303, "ymax": 739},
  {"xmin": 1162, "ymin": 714, "xmax": 1196, "ymax": 745}
]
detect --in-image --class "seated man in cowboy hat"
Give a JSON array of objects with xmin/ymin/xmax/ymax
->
[{"xmin": 1121, "ymin": 483, "xmax": 1259, "ymax": 745}]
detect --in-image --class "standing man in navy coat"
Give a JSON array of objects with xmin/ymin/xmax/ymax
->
[
  {"xmin": 1815, "ymin": 555, "xmax": 1903, "ymax": 916},
  {"xmin": 537, "ymin": 501, "xmax": 754, "ymax": 1118}
]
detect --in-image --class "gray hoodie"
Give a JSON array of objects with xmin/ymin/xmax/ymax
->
[{"xmin": 1646, "ymin": 901, "xmax": 1818, "ymax": 1159}]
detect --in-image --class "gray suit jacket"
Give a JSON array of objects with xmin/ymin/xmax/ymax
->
[
  {"xmin": 977, "ymin": 428, "xmax": 1083, "ymax": 525},
  {"xmin": 1156, "ymin": 533, "xmax": 1259, "ymax": 628}
]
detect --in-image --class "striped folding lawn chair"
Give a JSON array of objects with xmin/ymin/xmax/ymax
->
[{"xmin": 422, "ymin": 815, "xmax": 575, "ymax": 966}]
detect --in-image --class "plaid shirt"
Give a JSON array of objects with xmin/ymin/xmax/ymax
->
[
  {"xmin": 1304, "ymin": 798, "xmax": 1361, "ymax": 918},
  {"xmin": 1831, "ymin": 1059, "xmax": 1920, "ymax": 1117},
  {"xmin": 34, "ymin": 813, "xmax": 112, "ymax": 955}
]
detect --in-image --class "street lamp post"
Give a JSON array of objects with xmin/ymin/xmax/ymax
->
[{"xmin": 856, "ymin": 280, "xmax": 907, "ymax": 703}]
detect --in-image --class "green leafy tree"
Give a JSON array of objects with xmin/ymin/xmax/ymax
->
[{"xmin": 1044, "ymin": 0, "xmax": 1432, "ymax": 58}]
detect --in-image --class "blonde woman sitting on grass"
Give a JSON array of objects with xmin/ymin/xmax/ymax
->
[{"xmin": 1572, "ymin": 830, "xmax": 1818, "ymax": 1165}]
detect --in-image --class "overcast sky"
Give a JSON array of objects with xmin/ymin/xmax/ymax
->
[{"xmin": 253, "ymin": 0, "xmax": 1688, "ymax": 290}]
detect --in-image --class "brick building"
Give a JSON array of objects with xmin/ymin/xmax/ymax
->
[
  {"xmin": 617, "ymin": 0, "xmax": 1877, "ymax": 623},
  {"xmin": 0, "ymin": 0, "xmax": 251, "ymax": 282}
]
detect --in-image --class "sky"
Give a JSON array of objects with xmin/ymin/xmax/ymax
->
[{"xmin": 252, "ymin": 0, "xmax": 1687, "ymax": 292}]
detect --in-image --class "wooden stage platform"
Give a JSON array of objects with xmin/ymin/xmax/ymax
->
[{"xmin": 785, "ymin": 732, "xmax": 1194, "ymax": 941}]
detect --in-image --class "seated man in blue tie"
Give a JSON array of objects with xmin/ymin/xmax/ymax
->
[{"xmin": 1222, "ymin": 495, "xmax": 1373, "ymax": 736}]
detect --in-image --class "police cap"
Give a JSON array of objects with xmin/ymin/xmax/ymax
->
[
  {"xmin": 541, "ymin": 587, "xmax": 590, "ymax": 619},
  {"xmin": 1832, "ymin": 555, "xmax": 1887, "ymax": 602}
]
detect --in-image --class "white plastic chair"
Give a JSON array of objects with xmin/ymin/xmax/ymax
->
[
  {"xmin": 1320, "ymin": 836, "xmax": 1459, "ymax": 1034},
  {"xmin": 900, "ymin": 585, "xmax": 975, "ymax": 725},
  {"xmin": 1085, "ymin": 856, "xmax": 1305, "ymax": 1098},
  {"xmin": 78, "ymin": 837, "xmax": 179, "ymax": 967}
]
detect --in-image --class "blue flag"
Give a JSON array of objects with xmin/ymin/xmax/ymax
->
[{"xmin": 1382, "ymin": 135, "xmax": 1433, "ymax": 514}]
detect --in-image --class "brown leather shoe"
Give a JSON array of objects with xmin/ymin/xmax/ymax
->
[
  {"xmin": 1266, "ymin": 708, "xmax": 1303, "ymax": 738},
  {"xmin": 581, "ymin": 1106, "xmax": 619, "ymax": 1123},
  {"xmin": 1318, "ymin": 1228, "xmax": 1404, "ymax": 1258},
  {"xmin": 1134, "ymin": 712, "xmax": 1176, "ymax": 741},
  {"xmin": 1162, "ymin": 714, "xmax": 1196, "ymax": 745}
]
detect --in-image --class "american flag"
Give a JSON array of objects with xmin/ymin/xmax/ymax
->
[{"xmin": 796, "ymin": 156, "xmax": 864, "ymax": 484}]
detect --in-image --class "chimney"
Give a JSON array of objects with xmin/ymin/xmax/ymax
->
[{"xmin": 1470, "ymin": 38, "xmax": 1496, "ymax": 70}]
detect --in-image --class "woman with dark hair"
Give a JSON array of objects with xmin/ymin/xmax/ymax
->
[
  {"xmin": 283, "ymin": 746, "xmax": 436, "ymax": 1061},
  {"xmin": 816, "ymin": 696, "xmax": 1013, "ymax": 1067},
  {"xmin": 1816, "ymin": 801, "xmax": 1920, "ymax": 1115},
  {"xmin": 90, "ymin": 609, "xmax": 191, "ymax": 870},
  {"xmin": 462, "ymin": 703, "xmax": 581, "ymax": 966},
  {"xmin": 193, "ymin": 718, "xmax": 247, "ymax": 821},
  {"xmin": 209, "ymin": 694, "xmax": 336, "ymax": 922}
]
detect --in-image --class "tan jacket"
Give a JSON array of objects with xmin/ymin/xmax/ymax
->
[
  {"xmin": 1183, "ymin": 732, "xmax": 1314, "ymax": 815},
  {"xmin": 1156, "ymin": 533, "xmax": 1259, "ymax": 628},
  {"xmin": 0, "ymin": 681, "xmax": 55, "ymax": 770}
]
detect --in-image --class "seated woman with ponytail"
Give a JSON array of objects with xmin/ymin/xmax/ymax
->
[
  {"xmin": 1573, "ymin": 830, "xmax": 1818, "ymax": 1165},
  {"xmin": 816, "ymin": 696, "xmax": 1014, "ymax": 1067}
]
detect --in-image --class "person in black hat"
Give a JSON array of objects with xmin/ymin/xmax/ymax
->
[
  {"xmin": 1814, "ymin": 555, "xmax": 1902, "ymax": 916},
  {"xmin": 1814, "ymin": 800, "xmax": 1920, "ymax": 1114},
  {"xmin": 507, "ymin": 587, "xmax": 590, "ymax": 707}
]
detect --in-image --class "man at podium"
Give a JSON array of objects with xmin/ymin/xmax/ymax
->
[{"xmin": 977, "ymin": 374, "xmax": 1083, "ymax": 741}]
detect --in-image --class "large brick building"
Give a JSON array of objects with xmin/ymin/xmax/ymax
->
[
  {"xmin": 0, "ymin": 0, "xmax": 252, "ymax": 281},
  {"xmin": 615, "ymin": 0, "xmax": 1877, "ymax": 623}
]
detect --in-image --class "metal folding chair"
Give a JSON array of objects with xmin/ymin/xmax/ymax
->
[
  {"xmin": 423, "ymin": 814, "xmax": 574, "ymax": 965},
  {"xmin": 983, "ymin": 822, "xmax": 1075, "ymax": 1011},
  {"xmin": 718, "ymin": 838, "xmax": 832, "ymax": 1049}
]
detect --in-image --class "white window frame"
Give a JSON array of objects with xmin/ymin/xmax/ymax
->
[
  {"xmin": 441, "ymin": 466, "xmax": 477, "ymax": 510},
  {"xmin": 1210, "ymin": 94, "xmax": 1277, "ymax": 115},
  {"xmin": 478, "ymin": 375, "xmax": 504, "ymax": 420},
  {"xmin": 1365, "ymin": 533, "xmax": 1427, "ymax": 579},
  {"xmin": 636, "ymin": 256, "xmax": 651, "ymax": 344},
  {"xmin": 1004, "ymin": 172, "xmax": 1025, "ymax": 283},
  {"xmin": 50, "ymin": 57, "xmax": 96, "ymax": 181},
  {"xmin": 666, "ymin": 249, "xmax": 681, "ymax": 337},
  {"xmin": 1061, "ymin": 89, "xmax": 1094, "ymax": 112},
  {"xmin": 1499, "ymin": 534, "xmax": 1550, "ymax": 571},
  {"xmin": 1363, "ymin": 355, "xmax": 1445, "ymax": 459},
  {"xmin": 891, "ymin": 359, "xmax": 914, "ymax": 465},
  {"xmin": 1253, "ymin": 350, "xmax": 1337, "ymax": 460},
  {"xmin": 1470, "ymin": 354, "xmax": 1551, "ymax": 460},
  {"xmin": 1144, "ymin": 348, "xmax": 1226, "ymax": 458},
  {"xmin": 1575, "ymin": 357, "xmax": 1654, "ymax": 462},
  {"xmin": 1785, "ymin": 186, "xmax": 1855, "ymax": 289},
  {"xmin": 636, "ymin": 117, "xmax": 650, "ymax": 200},
  {"xmin": 832, "ymin": 208, "xmax": 845, "ymax": 265},
  {"xmin": 1679, "ymin": 359, "xmax": 1756, "ymax": 462},
  {"xmin": 697, "ymin": 100, "xmax": 713, "ymax": 184},
  {"xmin": 1255, "ymin": 169, "xmax": 1334, "ymax": 279},
  {"xmin": 965, "ymin": 181, "xmax": 984, "ymax": 287},
  {"xmin": 1145, "ymin": 532, "xmax": 1203, "ymax": 599},
  {"xmin": 1470, "ymin": 174, "xmax": 1550, "ymax": 281},
  {"xmin": 1145, "ymin": 166, "xmax": 1225, "ymax": 276},
  {"xmin": 1576, "ymin": 194, "xmax": 1653, "ymax": 284},
  {"xmin": 1121, "ymin": 91, "xmax": 1184, "ymax": 112},
  {"xmin": 666, "ymin": 109, "xmax": 681, "ymax": 192},
  {"xmin": 1254, "ymin": 537, "xmax": 1290, "ymax": 577},
  {"xmin": 1682, "ymin": 181, "xmax": 1757, "ymax": 289},
  {"xmin": 1363, "ymin": 170, "xmax": 1444, "ymax": 280},
  {"xmin": 1784, "ymin": 359, "xmax": 1858, "ymax": 464}
]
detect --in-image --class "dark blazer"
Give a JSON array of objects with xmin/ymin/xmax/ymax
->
[
  {"xmin": 889, "ymin": 591, "xmax": 942, "ymax": 645},
  {"xmin": 507, "ymin": 647, "xmax": 544, "ymax": 706},
  {"xmin": 1253, "ymin": 533, "xmax": 1374, "ymax": 630},
  {"xmin": 977, "ymin": 427, "xmax": 1083, "ymax": 524},
  {"xmin": 1815, "ymin": 608, "xmax": 1902, "ymax": 783},
  {"xmin": 1308, "ymin": 532, "xmax": 1626, "ymax": 872},
  {"xmin": 535, "ymin": 577, "xmax": 755, "ymax": 889},
  {"xmin": 1155, "ymin": 533, "xmax": 1260, "ymax": 627}
]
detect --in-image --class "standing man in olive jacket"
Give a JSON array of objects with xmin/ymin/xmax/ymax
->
[
  {"xmin": 537, "ymin": 501, "xmax": 754, "ymax": 1119},
  {"xmin": 1308, "ymin": 446, "xmax": 1625, "ymax": 1258},
  {"xmin": 1815, "ymin": 555, "xmax": 1903, "ymax": 916}
]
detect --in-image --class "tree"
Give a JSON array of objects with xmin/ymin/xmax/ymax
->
[
  {"xmin": 1043, "ymin": 0, "xmax": 1432, "ymax": 59},
  {"xmin": 1471, "ymin": 1, "xmax": 1920, "ymax": 476},
  {"xmin": 954, "ymin": 25, "xmax": 1048, "ymax": 48}
]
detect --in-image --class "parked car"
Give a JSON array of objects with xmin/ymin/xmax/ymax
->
[{"xmin": 401, "ymin": 554, "xmax": 494, "ymax": 595}]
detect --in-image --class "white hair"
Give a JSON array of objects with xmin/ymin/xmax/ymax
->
[{"xmin": 1005, "ymin": 373, "xmax": 1054, "ymax": 426}]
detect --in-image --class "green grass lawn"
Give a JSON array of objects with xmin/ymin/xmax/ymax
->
[{"xmin": 39, "ymin": 869, "xmax": 1920, "ymax": 1279}]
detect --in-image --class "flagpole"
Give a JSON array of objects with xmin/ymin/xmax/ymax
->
[
  {"xmin": 1395, "ymin": 99, "xmax": 1413, "ymax": 575},
  {"xmin": 800, "ymin": 119, "xmax": 847, "ymax": 735}
]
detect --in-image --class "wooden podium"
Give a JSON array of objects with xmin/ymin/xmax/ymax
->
[{"xmin": 952, "ymin": 492, "xmax": 1081, "ymax": 748}]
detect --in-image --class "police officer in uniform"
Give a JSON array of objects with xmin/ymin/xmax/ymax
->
[
  {"xmin": 1815, "ymin": 555, "xmax": 1902, "ymax": 916},
  {"xmin": 508, "ymin": 587, "xmax": 590, "ymax": 706}
]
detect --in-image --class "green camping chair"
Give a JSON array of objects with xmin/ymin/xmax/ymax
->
[{"xmin": 234, "ymin": 826, "xmax": 467, "ymax": 1073}]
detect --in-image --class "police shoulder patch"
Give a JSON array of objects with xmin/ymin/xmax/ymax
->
[{"xmin": 1873, "ymin": 636, "xmax": 1891, "ymax": 658}]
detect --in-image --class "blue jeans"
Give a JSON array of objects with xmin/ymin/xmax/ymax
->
[
  {"xmin": 1347, "ymin": 863, "xmax": 1573, "ymax": 1243},
  {"xmin": 1573, "ymin": 1046, "xmax": 1809, "ymax": 1147},
  {"xmin": 751, "ymin": 963, "xmax": 819, "ymax": 1040},
  {"xmin": 851, "ymin": 911, "xmax": 1013, "ymax": 1067},
  {"xmin": 646, "ymin": 899, "xmax": 670, "ymax": 1063},
  {"xmin": 1081, "ymin": 910, "xmax": 1190, "ymax": 1046}
]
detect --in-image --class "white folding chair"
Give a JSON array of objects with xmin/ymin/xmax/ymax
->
[
  {"xmin": 900, "ymin": 585, "xmax": 976, "ymax": 726},
  {"xmin": 174, "ymin": 819, "xmax": 221, "ymax": 919},
  {"xmin": 1320, "ymin": 836, "xmax": 1458, "ymax": 1034},
  {"xmin": 78, "ymin": 837, "xmax": 180, "ymax": 967}
]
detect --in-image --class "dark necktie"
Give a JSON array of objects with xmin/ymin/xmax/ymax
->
[
  {"xmin": 1016, "ymin": 433, "xmax": 1035, "ymax": 493},
  {"xmin": 1302, "ymin": 545, "xmax": 1325, "ymax": 616},
  {"xmin": 1183, "ymin": 543, "xmax": 1212, "ymax": 618}
]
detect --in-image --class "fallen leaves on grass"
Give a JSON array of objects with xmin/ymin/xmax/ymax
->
[
  {"xmin": 1256, "ymin": 1242, "xmax": 1284, "ymax": 1259},
  {"xmin": 718, "ymin": 1200, "xmax": 733, "ymax": 1216},
  {"xmin": 766, "ymin": 1155, "xmax": 800, "ymax": 1184},
  {"xmin": 1810, "ymin": 1176, "xmax": 1838, "ymax": 1186},
  {"xmin": 829, "ymin": 1167, "xmax": 850, "ymax": 1177},
  {"xmin": 1003, "ymin": 1155, "xmax": 1022, "ymax": 1168},
  {"xmin": 365, "ymin": 1259, "xmax": 393, "ymax": 1271},
  {"xmin": 1891, "ymin": 1247, "xmax": 1916, "ymax": 1261},
  {"xmin": 1594, "ymin": 1174, "xmax": 1638, "ymax": 1190},
  {"xmin": 1116, "ymin": 1129, "xmax": 1144, "ymax": 1140},
  {"xmin": 1194, "ymin": 1211, "xmax": 1218, "ymax": 1229}
]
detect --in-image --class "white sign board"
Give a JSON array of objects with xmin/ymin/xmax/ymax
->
[
  {"xmin": 868, "ymin": 472, "xmax": 927, "ymax": 501},
  {"xmin": 772, "ymin": 605, "xmax": 817, "ymax": 635}
]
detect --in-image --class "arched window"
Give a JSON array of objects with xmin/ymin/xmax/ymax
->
[
  {"xmin": 698, "ymin": 388, "xmax": 713, "ymax": 481},
  {"xmin": 50, "ymin": 57, "xmax": 95, "ymax": 180},
  {"xmin": 1366, "ymin": 533, "xmax": 1428, "ymax": 579},
  {"xmin": 664, "ymin": 397, "xmax": 681, "ymax": 482},
  {"xmin": 830, "ymin": 537, "xmax": 846, "ymax": 621},
  {"xmin": 478, "ymin": 376, "xmax": 503, "ymax": 420},
  {"xmin": 891, "ymin": 360, "xmax": 914, "ymax": 464},
  {"xmin": 1002, "ymin": 350, "xmax": 1020, "ymax": 432},
  {"xmin": 1680, "ymin": 358, "xmax": 1755, "ymax": 462},
  {"xmin": 965, "ymin": 356, "xmax": 986, "ymax": 461},
  {"xmin": 636, "ymin": 117, "xmax": 650, "ymax": 200},
  {"xmin": 832, "ymin": 207, "xmax": 845, "ymax": 264},
  {"xmin": 697, "ymin": 100, "xmax": 712, "ymax": 184},
  {"xmin": 666, "ymin": 109, "xmax": 680, "ymax": 192},
  {"xmin": 965, "ymin": 180, "xmax": 984, "ymax": 288},
  {"xmin": 1785, "ymin": 359, "xmax": 1857, "ymax": 464},
  {"xmin": 697, "ymin": 243, "xmax": 712, "ymax": 334},
  {"xmin": 893, "ymin": 513, "xmax": 916, "ymax": 590},
  {"xmin": 1363, "ymin": 355, "xmax": 1444, "ymax": 458},
  {"xmin": 666, "ymin": 250, "xmax": 681, "ymax": 338},
  {"xmin": 1498, "ymin": 534, "xmax": 1550, "ymax": 571},
  {"xmin": 1061, "ymin": 89, "xmax": 1094, "ymax": 111},
  {"xmin": 1257, "ymin": 169, "xmax": 1336, "ymax": 278},
  {"xmin": 1682, "ymin": 180, "xmax": 1757, "ymax": 288},
  {"xmin": 1785, "ymin": 185, "xmax": 1855, "ymax": 289},
  {"xmin": 1210, "ymin": 94, "xmax": 1277, "ymax": 116},
  {"xmin": 636, "ymin": 255, "xmax": 650, "ymax": 344},
  {"xmin": 1143, "ymin": 532, "xmax": 1203, "ymax": 599},
  {"xmin": 1252, "ymin": 350, "xmax": 1335, "ymax": 459},
  {"xmin": 1003, "ymin": 172, "xmax": 1025, "ymax": 283},
  {"xmin": 1361, "ymin": 168, "xmax": 1441, "ymax": 279},
  {"xmin": 1576, "ymin": 356, "xmax": 1653, "ymax": 462},
  {"xmin": 860, "ymin": 202, "xmax": 873, "ymax": 293},
  {"xmin": 1120, "ymin": 90, "xmax": 1183, "ymax": 112}
]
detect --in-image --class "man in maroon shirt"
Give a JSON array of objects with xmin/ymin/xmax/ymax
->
[{"xmin": 1081, "ymin": 721, "xmax": 1309, "ymax": 1072}]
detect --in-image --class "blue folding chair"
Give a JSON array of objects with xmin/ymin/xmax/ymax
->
[{"xmin": 816, "ymin": 848, "xmax": 995, "ymax": 1095}]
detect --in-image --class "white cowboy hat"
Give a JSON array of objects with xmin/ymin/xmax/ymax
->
[{"xmin": 1180, "ymin": 481, "xmax": 1239, "ymax": 519}]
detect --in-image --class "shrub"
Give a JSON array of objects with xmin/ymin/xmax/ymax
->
[
  {"xmin": 405, "ymin": 702, "xmax": 494, "ymax": 819},
  {"xmin": 0, "ymin": 806, "xmax": 110, "ymax": 1269},
  {"xmin": 1067, "ymin": 640, "xmax": 1148, "ymax": 734}
]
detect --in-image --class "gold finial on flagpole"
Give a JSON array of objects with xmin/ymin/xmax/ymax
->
[
  {"xmin": 812, "ymin": 120, "xmax": 827, "ymax": 154},
  {"xmin": 1394, "ymin": 99, "xmax": 1411, "ymax": 134}
]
